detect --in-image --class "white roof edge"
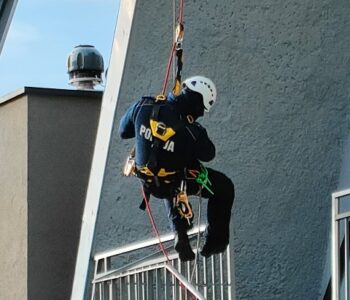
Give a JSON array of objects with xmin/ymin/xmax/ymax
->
[
  {"xmin": 0, "ymin": 86, "xmax": 103, "ymax": 105},
  {"xmin": 0, "ymin": 87, "xmax": 26, "ymax": 104}
]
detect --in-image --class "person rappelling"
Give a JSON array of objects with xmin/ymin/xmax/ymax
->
[
  {"xmin": 118, "ymin": 0, "xmax": 234, "ymax": 262},
  {"xmin": 118, "ymin": 76, "xmax": 235, "ymax": 261}
]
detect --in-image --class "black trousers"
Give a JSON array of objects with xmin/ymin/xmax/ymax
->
[{"xmin": 161, "ymin": 168, "xmax": 235, "ymax": 243}]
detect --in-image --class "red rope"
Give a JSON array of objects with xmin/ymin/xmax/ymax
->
[
  {"xmin": 161, "ymin": 42, "xmax": 177, "ymax": 96},
  {"xmin": 178, "ymin": 0, "xmax": 184, "ymax": 23},
  {"xmin": 145, "ymin": 1, "xmax": 197, "ymax": 298},
  {"xmin": 141, "ymin": 186, "xmax": 170, "ymax": 261},
  {"xmin": 160, "ymin": 0, "xmax": 185, "ymax": 96},
  {"xmin": 141, "ymin": 186, "xmax": 197, "ymax": 300}
]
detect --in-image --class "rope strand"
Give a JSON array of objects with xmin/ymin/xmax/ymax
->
[
  {"xmin": 141, "ymin": 186, "xmax": 170, "ymax": 261},
  {"xmin": 190, "ymin": 189, "xmax": 202, "ymax": 283},
  {"xmin": 141, "ymin": 185, "xmax": 197, "ymax": 300},
  {"xmin": 141, "ymin": 1, "xmax": 199, "ymax": 299},
  {"xmin": 160, "ymin": 0, "xmax": 185, "ymax": 96},
  {"xmin": 161, "ymin": 43, "xmax": 177, "ymax": 96}
]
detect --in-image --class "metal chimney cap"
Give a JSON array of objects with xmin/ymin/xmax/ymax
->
[{"xmin": 67, "ymin": 45, "xmax": 104, "ymax": 90}]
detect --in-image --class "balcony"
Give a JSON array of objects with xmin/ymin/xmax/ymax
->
[{"xmin": 91, "ymin": 225, "xmax": 233, "ymax": 300}]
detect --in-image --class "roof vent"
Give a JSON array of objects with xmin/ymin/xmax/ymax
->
[{"xmin": 67, "ymin": 45, "xmax": 104, "ymax": 90}]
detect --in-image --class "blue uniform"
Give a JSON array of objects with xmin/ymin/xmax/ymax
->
[
  {"xmin": 119, "ymin": 95, "xmax": 234, "ymax": 247},
  {"xmin": 119, "ymin": 96, "xmax": 215, "ymax": 172}
]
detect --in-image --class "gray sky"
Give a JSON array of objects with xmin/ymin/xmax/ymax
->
[{"xmin": 0, "ymin": 0, "xmax": 119, "ymax": 96}]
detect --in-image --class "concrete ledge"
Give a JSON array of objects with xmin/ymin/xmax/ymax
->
[{"xmin": 0, "ymin": 87, "xmax": 103, "ymax": 105}]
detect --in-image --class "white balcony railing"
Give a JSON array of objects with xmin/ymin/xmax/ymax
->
[
  {"xmin": 91, "ymin": 225, "xmax": 233, "ymax": 300},
  {"xmin": 332, "ymin": 188, "xmax": 350, "ymax": 300}
]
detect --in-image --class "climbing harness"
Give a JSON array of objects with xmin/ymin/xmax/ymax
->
[
  {"xmin": 146, "ymin": 102, "xmax": 185, "ymax": 176},
  {"xmin": 123, "ymin": 0, "xmax": 185, "ymax": 174}
]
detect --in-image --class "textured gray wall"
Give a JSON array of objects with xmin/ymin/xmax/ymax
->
[
  {"xmin": 26, "ymin": 89, "xmax": 101, "ymax": 300},
  {"xmin": 93, "ymin": 0, "xmax": 350, "ymax": 299},
  {"xmin": 0, "ymin": 97, "xmax": 28, "ymax": 300}
]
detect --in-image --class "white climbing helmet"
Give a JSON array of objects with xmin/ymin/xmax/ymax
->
[{"xmin": 182, "ymin": 76, "xmax": 217, "ymax": 112}]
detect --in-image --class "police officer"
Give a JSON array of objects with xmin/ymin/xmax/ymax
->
[{"xmin": 119, "ymin": 76, "xmax": 235, "ymax": 261}]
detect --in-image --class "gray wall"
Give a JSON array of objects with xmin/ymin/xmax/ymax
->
[
  {"xmin": 0, "ymin": 96, "xmax": 28, "ymax": 300},
  {"xmin": 93, "ymin": 0, "xmax": 350, "ymax": 299},
  {"xmin": 26, "ymin": 89, "xmax": 102, "ymax": 300},
  {"xmin": 0, "ymin": 88, "xmax": 102, "ymax": 300}
]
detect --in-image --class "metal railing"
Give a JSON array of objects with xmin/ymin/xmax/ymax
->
[
  {"xmin": 332, "ymin": 188, "xmax": 350, "ymax": 300},
  {"xmin": 91, "ymin": 225, "xmax": 233, "ymax": 300}
]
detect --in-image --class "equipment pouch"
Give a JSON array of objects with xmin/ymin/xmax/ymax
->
[{"xmin": 123, "ymin": 155, "xmax": 135, "ymax": 176}]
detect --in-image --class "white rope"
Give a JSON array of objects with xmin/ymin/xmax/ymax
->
[{"xmin": 190, "ymin": 188, "xmax": 203, "ymax": 282}]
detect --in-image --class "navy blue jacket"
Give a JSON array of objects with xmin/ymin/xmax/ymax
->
[{"xmin": 119, "ymin": 96, "xmax": 215, "ymax": 172}]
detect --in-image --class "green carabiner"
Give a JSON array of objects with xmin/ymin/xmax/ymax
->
[{"xmin": 195, "ymin": 165, "xmax": 214, "ymax": 195}]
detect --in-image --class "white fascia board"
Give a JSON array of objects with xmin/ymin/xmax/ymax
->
[{"xmin": 71, "ymin": 0, "xmax": 137, "ymax": 299}]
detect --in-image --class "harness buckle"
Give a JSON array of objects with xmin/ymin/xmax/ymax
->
[{"xmin": 156, "ymin": 122, "xmax": 167, "ymax": 136}]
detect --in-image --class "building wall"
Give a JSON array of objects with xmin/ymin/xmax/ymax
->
[
  {"xmin": 26, "ymin": 89, "xmax": 102, "ymax": 300},
  {"xmin": 0, "ymin": 97, "xmax": 28, "ymax": 300},
  {"xmin": 0, "ymin": 88, "xmax": 102, "ymax": 300},
  {"xmin": 92, "ymin": 0, "xmax": 350, "ymax": 299}
]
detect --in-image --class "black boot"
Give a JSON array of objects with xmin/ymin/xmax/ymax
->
[
  {"xmin": 200, "ymin": 228, "xmax": 229, "ymax": 258},
  {"xmin": 174, "ymin": 232, "xmax": 195, "ymax": 261},
  {"xmin": 200, "ymin": 240, "xmax": 228, "ymax": 257}
]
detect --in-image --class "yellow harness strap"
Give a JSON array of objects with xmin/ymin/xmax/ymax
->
[{"xmin": 139, "ymin": 167, "xmax": 176, "ymax": 177}]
